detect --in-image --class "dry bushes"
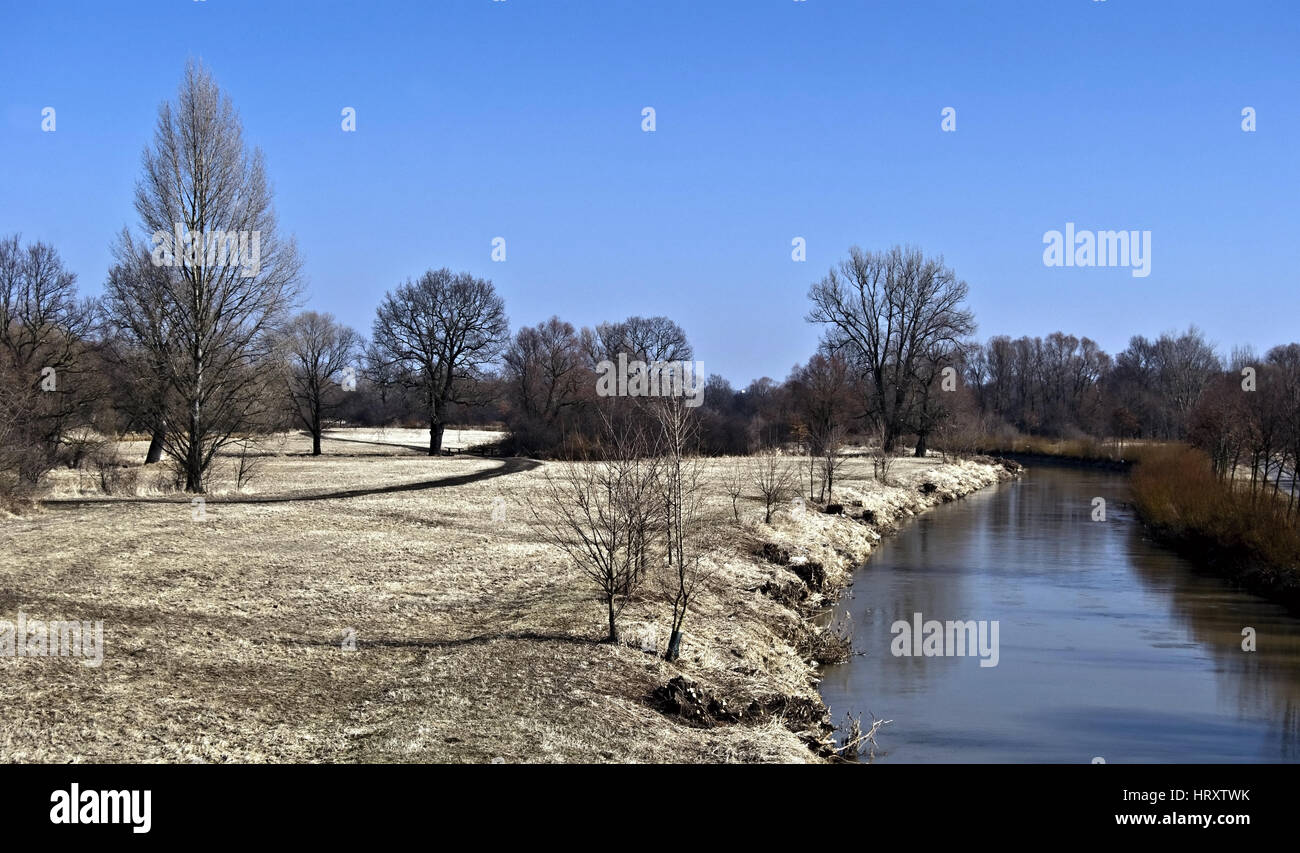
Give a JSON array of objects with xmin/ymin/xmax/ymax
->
[
  {"xmin": 973, "ymin": 432, "xmax": 1164, "ymax": 465},
  {"xmin": 1131, "ymin": 444, "xmax": 1300, "ymax": 607},
  {"xmin": 91, "ymin": 445, "xmax": 138, "ymax": 495}
]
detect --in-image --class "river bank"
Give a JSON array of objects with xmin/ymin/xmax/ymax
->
[
  {"xmin": 688, "ymin": 453, "xmax": 1022, "ymax": 759},
  {"xmin": 972, "ymin": 435, "xmax": 1168, "ymax": 470},
  {"xmin": 1, "ymin": 431, "xmax": 1019, "ymax": 763},
  {"xmin": 818, "ymin": 464, "xmax": 1300, "ymax": 763},
  {"xmin": 1130, "ymin": 445, "xmax": 1300, "ymax": 615}
]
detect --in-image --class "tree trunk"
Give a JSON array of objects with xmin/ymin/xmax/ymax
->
[
  {"xmin": 606, "ymin": 597, "xmax": 618, "ymax": 643},
  {"xmin": 915, "ymin": 433, "xmax": 928, "ymax": 457},
  {"xmin": 312, "ymin": 405, "xmax": 322, "ymax": 456},
  {"xmin": 665, "ymin": 629, "xmax": 682, "ymax": 662},
  {"xmin": 883, "ymin": 424, "xmax": 898, "ymax": 453},
  {"xmin": 184, "ymin": 423, "xmax": 203, "ymax": 493},
  {"xmin": 145, "ymin": 425, "xmax": 165, "ymax": 464},
  {"xmin": 665, "ymin": 507, "xmax": 673, "ymax": 567},
  {"xmin": 428, "ymin": 414, "xmax": 444, "ymax": 455}
]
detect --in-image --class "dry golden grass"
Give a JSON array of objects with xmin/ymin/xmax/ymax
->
[
  {"xmin": 0, "ymin": 430, "xmax": 1010, "ymax": 763},
  {"xmin": 1130, "ymin": 445, "xmax": 1300, "ymax": 607},
  {"xmin": 975, "ymin": 433, "xmax": 1165, "ymax": 464}
]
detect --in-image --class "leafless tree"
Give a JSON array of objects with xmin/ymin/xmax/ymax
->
[
  {"xmin": 0, "ymin": 234, "xmax": 98, "ymax": 478},
  {"xmin": 588, "ymin": 315, "xmax": 692, "ymax": 366},
  {"xmin": 502, "ymin": 316, "xmax": 589, "ymax": 451},
  {"xmin": 1267, "ymin": 344, "xmax": 1300, "ymax": 515},
  {"xmin": 1108, "ymin": 328, "xmax": 1219, "ymax": 440},
  {"xmin": 807, "ymin": 245, "xmax": 975, "ymax": 452},
  {"xmin": 0, "ymin": 358, "xmax": 49, "ymax": 498},
  {"xmin": 124, "ymin": 60, "xmax": 301, "ymax": 492},
  {"xmin": 751, "ymin": 448, "xmax": 796, "ymax": 524},
  {"xmin": 816, "ymin": 423, "xmax": 847, "ymax": 503},
  {"xmin": 652, "ymin": 398, "xmax": 709, "ymax": 660},
  {"xmin": 371, "ymin": 268, "xmax": 508, "ymax": 455},
  {"xmin": 789, "ymin": 421, "xmax": 818, "ymax": 501},
  {"xmin": 233, "ymin": 436, "xmax": 266, "ymax": 490},
  {"xmin": 722, "ymin": 459, "xmax": 746, "ymax": 522},
  {"xmin": 871, "ymin": 422, "xmax": 896, "ymax": 484},
  {"xmin": 102, "ymin": 230, "xmax": 177, "ymax": 464},
  {"xmin": 533, "ymin": 419, "xmax": 660, "ymax": 643},
  {"xmin": 280, "ymin": 311, "xmax": 361, "ymax": 455},
  {"xmin": 789, "ymin": 353, "xmax": 858, "ymax": 496}
]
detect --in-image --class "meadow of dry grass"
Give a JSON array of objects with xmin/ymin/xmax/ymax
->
[{"xmin": 0, "ymin": 428, "xmax": 1013, "ymax": 763}]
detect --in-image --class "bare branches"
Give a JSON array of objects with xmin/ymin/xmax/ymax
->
[
  {"xmin": 722, "ymin": 459, "xmax": 746, "ymax": 522},
  {"xmin": 371, "ymin": 268, "xmax": 508, "ymax": 455},
  {"xmin": 807, "ymin": 245, "xmax": 974, "ymax": 452},
  {"xmin": 817, "ymin": 423, "xmax": 847, "ymax": 502},
  {"xmin": 871, "ymin": 422, "xmax": 896, "ymax": 484},
  {"xmin": 233, "ymin": 436, "xmax": 267, "ymax": 490},
  {"xmin": 531, "ymin": 419, "xmax": 660, "ymax": 643},
  {"xmin": 0, "ymin": 235, "xmax": 98, "ymax": 493},
  {"xmin": 750, "ymin": 448, "xmax": 796, "ymax": 524},
  {"xmin": 835, "ymin": 711, "xmax": 893, "ymax": 762},
  {"xmin": 502, "ymin": 316, "xmax": 590, "ymax": 453},
  {"xmin": 652, "ymin": 398, "xmax": 709, "ymax": 660},
  {"xmin": 280, "ymin": 311, "xmax": 361, "ymax": 455},
  {"xmin": 120, "ymin": 59, "xmax": 302, "ymax": 492},
  {"xmin": 590, "ymin": 316, "xmax": 692, "ymax": 366}
]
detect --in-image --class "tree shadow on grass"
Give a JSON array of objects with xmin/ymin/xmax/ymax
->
[
  {"xmin": 288, "ymin": 630, "xmax": 598, "ymax": 651},
  {"xmin": 43, "ymin": 457, "xmax": 541, "ymax": 508}
]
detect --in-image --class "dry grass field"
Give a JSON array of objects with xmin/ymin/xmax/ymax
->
[{"xmin": 0, "ymin": 428, "xmax": 1012, "ymax": 763}]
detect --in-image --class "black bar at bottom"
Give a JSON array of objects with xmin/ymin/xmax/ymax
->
[{"xmin": 0, "ymin": 764, "xmax": 1285, "ymax": 839}]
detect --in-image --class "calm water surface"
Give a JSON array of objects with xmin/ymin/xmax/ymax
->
[{"xmin": 819, "ymin": 466, "xmax": 1300, "ymax": 762}]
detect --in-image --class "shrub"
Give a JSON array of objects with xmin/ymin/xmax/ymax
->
[{"xmin": 1130, "ymin": 445, "xmax": 1300, "ymax": 603}]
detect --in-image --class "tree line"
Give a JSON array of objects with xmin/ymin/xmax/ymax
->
[{"xmin": 6, "ymin": 58, "xmax": 1299, "ymax": 514}]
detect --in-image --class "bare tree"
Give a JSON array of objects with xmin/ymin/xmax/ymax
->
[
  {"xmin": 652, "ymin": 398, "xmax": 708, "ymax": 661},
  {"xmin": 871, "ymin": 422, "xmax": 896, "ymax": 484},
  {"xmin": 502, "ymin": 316, "xmax": 589, "ymax": 451},
  {"xmin": 0, "ymin": 234, "xmax": 98, "ymax": 475},
  {"xmin": 102, "ymin": 230, "xmax": 177, "ymax": 464},
  {"xmin": 371, "ymin": 268, "xmax": 509, "ymax": 455},
  {"xmin": 0, "ymin": 357, "xmax": 50, "ymax": 498},
  {"xmin": 125, "ymin": 60, "xmax": 301, "ymax": 492},
  {"xmin": 1110, "ymin": 328, "xmax": 1219, "ymax": 440},
  {"xmin": 722, "ymin": 459, "xmax": 746, "ymax": 522},
  {"xmin": 789, "ymin": 421, "xmax": 817, "ymax": 501},
  {"xmin": 589, "ymin": 315, "xmax": 693, "ymax": 366},
  {"xmin": 281, "ymin": 311, "xmax": 361, "ymax": 455},
  {"xmin": 807, "ymin": 246, "xmax": 975, "ymax": 452},
  {"xmin": 533, "ymin": 420, "xmax": 660, "ymax": 643},
  {"xmin": 751, "ymin": 448, "xmax": 796, "ymax": 524},
  {"xmin": 817, "ymin": 423, "xmax": 847, "ymax": 503},
  {"xmin": 233, "ymin": 436, "xmax": 266, "ymax": 490},
  {"xmin": 356, "ymin": 338, "xmax": 409, "ymax": 424}
]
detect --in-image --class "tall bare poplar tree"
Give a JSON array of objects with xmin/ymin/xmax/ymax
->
[{"xmin": 116, "ymin": 60, "xmax": 300, "ymax": 491}]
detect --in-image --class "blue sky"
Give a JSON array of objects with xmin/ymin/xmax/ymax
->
[{"xmin": 2, "ymin": 0, "xmax": 1297, "ymax": 385}]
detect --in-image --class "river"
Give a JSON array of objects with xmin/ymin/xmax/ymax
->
[{"xmin": 818, "ymin": 465, "xmax": 1300, "ymax": 762}]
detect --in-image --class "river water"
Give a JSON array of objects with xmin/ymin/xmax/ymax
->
[{"xmin": 818, "ymin": 465, "xmax": 1300, "ymax": 763}]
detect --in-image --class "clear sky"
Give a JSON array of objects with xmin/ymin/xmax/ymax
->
[{"xmin": 2, "ymin": 0, "xmax": 1297, "ymax": 385}]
